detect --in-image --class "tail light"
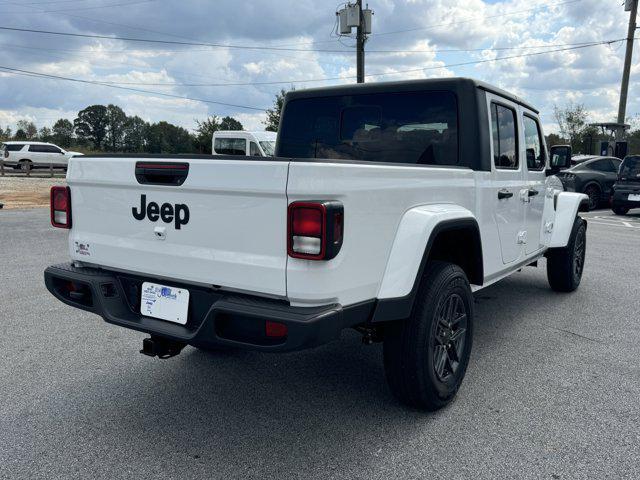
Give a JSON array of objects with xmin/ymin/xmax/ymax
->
[
  {"xmin": 287, "ymin": 201, "xmax": 343, "ymax": 260},
  {"xmin": 50, "ymin": 186, "xmax": 72, "ymax": 228},
  {"xmin": 3, "ymin": 148, "xmax": 8, "ymax": 158}
]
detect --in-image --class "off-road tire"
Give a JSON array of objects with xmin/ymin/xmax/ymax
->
[
  {"xmin": 383, "ymin": 261, "xmax": 474, "ymax": 411},
  {"xmin": 546, "ymin": 217, "xmax": 586, "ymax": 292}
]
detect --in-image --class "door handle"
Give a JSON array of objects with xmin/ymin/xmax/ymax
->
[
  {"xmin": 527, "ymin": 189, "xmax": 539, "ymax": 197},
  {"xmin": 498, "ymin": 189, "xmax": 514, "ymax": 199}
]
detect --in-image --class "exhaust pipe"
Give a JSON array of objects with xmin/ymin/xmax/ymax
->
[{"xmin": 140, "ymin": 336, "xmax": 186, "ymax": 359}]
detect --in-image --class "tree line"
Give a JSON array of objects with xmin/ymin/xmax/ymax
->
[{"xmin": 0, "ymin": 90, "xmax": 286, "ymax": 154}]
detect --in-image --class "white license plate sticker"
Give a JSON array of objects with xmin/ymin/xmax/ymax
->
[
  {"xmin": 629, "ymin": 194, "xmax": 640, "ymax": 201},
  {"xmin": 141, "ymin": 282, "xmax": 189, "ymax": 325}
]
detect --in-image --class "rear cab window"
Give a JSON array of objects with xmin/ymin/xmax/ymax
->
[
  {"xmin": 278, "ymin": 90, "xmax": 459, "ymax": 165},
  {"xmin": 620, "ymin": 156, "xmax": 640, "ymax": 180}
]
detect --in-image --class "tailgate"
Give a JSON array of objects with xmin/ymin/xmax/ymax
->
[{"xmin": 67, "ymin": 156, "xmax": 289, "ymax": 297}]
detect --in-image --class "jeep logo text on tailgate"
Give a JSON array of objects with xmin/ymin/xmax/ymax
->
[{"xmin": 132, "ymin": 194, "xmax": 190, "ymax": 230}]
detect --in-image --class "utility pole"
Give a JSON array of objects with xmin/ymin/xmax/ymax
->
[
  {"xmin": 356, "ymin": 0, "xmax": 365, "ymax": 83},
  {"xmin": 617, "ymin": 0, "xmax": 638, "ymax": 140},
  {"xmin": 337, "ymin": 3, "xmax": 372, "ymax": 84}
]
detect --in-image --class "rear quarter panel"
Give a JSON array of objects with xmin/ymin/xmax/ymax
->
[{"xmin": 286, "ymin": 161, "xmax": 476, "ymax": 306}]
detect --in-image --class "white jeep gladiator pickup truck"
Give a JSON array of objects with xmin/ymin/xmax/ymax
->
[{"xmin": 45, "ymin": 78, "xmax": 588, "ymax": 410}]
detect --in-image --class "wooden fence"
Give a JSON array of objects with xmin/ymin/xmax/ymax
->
[{"xmin": 0, "ymin": 159, "xmax": 66, "ymax": 178}]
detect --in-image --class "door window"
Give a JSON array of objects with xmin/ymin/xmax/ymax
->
[
  {"xmin": 250, "ymin": 141, "xmax": 261, "ymax": 156},
  {"xmin": 523, "ymin": 115, "xmax": 545, "ymax": 171},
  {"xmin": 491, "ymin": 103, "xmax": 518, "ymax": 169}
]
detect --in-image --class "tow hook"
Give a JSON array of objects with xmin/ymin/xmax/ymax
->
[{"xmin": 140, "ymin": 336, "xmax": 186, "ymax": 359}]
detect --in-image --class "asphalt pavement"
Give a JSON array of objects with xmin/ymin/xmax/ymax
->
[{"xmin": 1, "ymin": 208, "xmax": 639, "ymax": 480}]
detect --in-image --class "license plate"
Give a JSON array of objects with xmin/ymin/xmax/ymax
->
[
  {"xmin": 629, "ymin": 194, "xmax": 640, "ymax": 201},
  {"xmin": 140, "ymin": 282, "xmax": 189, "ymax": 325}
]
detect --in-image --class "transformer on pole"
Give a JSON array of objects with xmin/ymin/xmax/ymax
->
[{"xmin": 336, "ymin": 2, "xmax": 373, "ymax": 83}]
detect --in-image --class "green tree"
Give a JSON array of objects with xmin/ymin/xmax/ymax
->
[
  {"xmin": 545, "ymin": 133, "xmax": 565, "ymax": 148},
  {"xmin": 146, "ymin": 121, "xmax": 194, "ymax": 154},
  {"xmin": 14, "ymin": 129, "xmax": 27, "ymax": 140},
  {"xmin": 263, "ymin": 88, "xmax": 289, "ymax": 132},
  {"xmin": 123, "ymin": 115, "xmax": 148, "ymax": 153},
  {"xmin": 194, "ymin": 116, "xmax": 221, "ymax": 153},
  {"xmin": 626, "ymin": 129, "xmax": 640, "ymax": 155},
  {"xmin": 220, "ymin": 116, "xmax": 243, "ymax": 131},
  {"xmin": 194, "ymin": 115, "xmax": 244, "ymax": 153},
  {"xmin": 52, "ymin": 119, "xmax": 74, "ymax": 148},
  {"xmin": 17, "ymin": 120, "xmax": 38, "ymax": 140},
  {"xmin": 0, "ymin": 125, "xmax": 11, "ymax": 141},
  {"xmin": 553, "ymin": 103, "xmax": 590, "ymax": 153},
  {"xmin": 39, "ymin": 126, "xmax": 52, "ymax": 142},
  {"xmin": 105, "ymin": 104, "xmax": 128, "ymax": 152},
  {"xmin": 74, "ymin": 105, "xmax": 108, "ymax": 150}
]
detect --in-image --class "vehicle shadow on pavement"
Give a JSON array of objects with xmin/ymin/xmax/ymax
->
[{"xmin": 26, "ymin": 267, "xmax": 583, "ymax": 477}]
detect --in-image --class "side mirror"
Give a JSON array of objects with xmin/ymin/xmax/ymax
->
[{"xmin": 547, "ymin": 145, "xmax": 572, "ymax": 176}]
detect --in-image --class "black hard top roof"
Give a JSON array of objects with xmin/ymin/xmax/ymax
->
[{"xmin": 285, "ymin": 77, "xmax": 539, "ymax": 114}]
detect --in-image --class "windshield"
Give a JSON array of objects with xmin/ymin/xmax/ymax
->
[
  {"xmin": 620, "ymin": 156, "xmax": 640, "ymax": 181},
  {"xmin": 277, "ymin": 90, "xmax": 459, "ymax": 165},
  {"xmin": 259, "ymin": 141, "xmax": 275, "ymax": 156}
]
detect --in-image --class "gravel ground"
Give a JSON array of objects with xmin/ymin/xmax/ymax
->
[
  {"xmin": 0, "ymin": 208, "xmax": 639, "ymax": 479},
  {"xmin": 0, "ymin": 176, "xmax": 66, "ymax": 209}
]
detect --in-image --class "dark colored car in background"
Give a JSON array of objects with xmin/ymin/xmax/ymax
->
[
  {"xmin": 611, "ymin": 155, "xmax": 640, "ymax": 215},
  {"xmin": 556, "ymin": 156, "xmax": 622, "ymax": 210}
]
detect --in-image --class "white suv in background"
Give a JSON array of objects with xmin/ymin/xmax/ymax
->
[{"xmin": 1, "ymin": 141, "xmax": 83, "ymax": 170}]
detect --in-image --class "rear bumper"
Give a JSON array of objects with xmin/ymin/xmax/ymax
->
[
  {"xmin": 612, "ymin": 189, "xmax": 640, "ymax": 209},
  {"xmin": 44, "ymin": 263, "xmax": 373, "ymax": 352}
]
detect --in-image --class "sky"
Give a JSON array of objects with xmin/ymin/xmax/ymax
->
[{"xmin": 0, "ymin": 0, "xmax": 637, "ymax": 135}]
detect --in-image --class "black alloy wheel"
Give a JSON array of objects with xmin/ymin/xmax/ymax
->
[{"xmin": 432, "ymin": 293, "xmax": 468, "ymax": 382}]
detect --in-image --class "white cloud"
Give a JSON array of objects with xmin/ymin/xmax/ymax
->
[{"xmin": 0, "ymin": 0, "xmax": 637, "ymax": 137}]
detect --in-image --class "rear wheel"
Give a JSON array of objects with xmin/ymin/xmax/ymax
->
[
  {"xmin": 584, "ymin": 184, "xmax": 600, "ymax": 211},
  {"xmin": 612, "ymin": 206, "xmax": 629, "ymax": 215},
  {"xmin": 18, "ymin": 159, "xmax": 32, "ymax": 172},
  {"xmin": 383, "ymin": 261, "xmax": 474, "ymax": 410},
  {"xmin": 546, "ymin": 217, "xmax": 586, "ymax": 292}
]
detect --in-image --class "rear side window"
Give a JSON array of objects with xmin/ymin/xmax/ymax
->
[
  {"xmin": 491, "ymin": 103, "xmax": 518, "ymax": 169},
  {"xmin": 278, "ymin": 91, "xmax": 459, "ymax": 165},
  {"xmin": 4, "ymin": 144, "xmax": 24, "ymax": 152},
  {"xmin": 620, "ymin": 156, "xmax": 640, "ymax": 179},
  {"xmin": 523, "ymin": 115, "xmax": 545, "ymax": 171},
  {"xmin": 588, "ymin": 159, "xmax": 616, "ymax": 172},
  {"xmin": 28, "ymin": 144, "xmax": 62, "ymax": 153},
  {"xmin": 214, "ymin": 138, "xmax": 246, "ymax": 155}
]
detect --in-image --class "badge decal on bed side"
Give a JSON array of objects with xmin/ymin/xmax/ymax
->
[{"xmin": 132, "ymin": 194, "xmax": 190, "ymax": 230}]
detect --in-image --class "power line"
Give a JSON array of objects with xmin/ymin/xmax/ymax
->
[
  {"xmin": 0, "ymin": 39, "xmax": 626, "ymax": 92},
  {"xmin": 0, "ymin": 0, "xmax": 156, "ymax": 13},
  {"xmin": 0, "ymin": 65, "xmax": 268, "ymax": 110},
  {"xmin": 0, "ymin": 25, "xmax": 612, "ymax": 55}
]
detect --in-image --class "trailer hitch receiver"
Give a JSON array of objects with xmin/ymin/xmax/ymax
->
[{"xmin": 140, "ymin": 336, "xmax": 186, "ymax": 359}]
